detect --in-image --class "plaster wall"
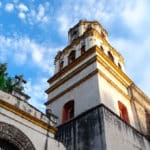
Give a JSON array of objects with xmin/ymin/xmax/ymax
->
[
  {"xmin": 0, "ymin": 107, "xmax": 66, "ymax": 150},
  {"xmin": 48, "ymin": 74, "xmax": 100, "ymax": 125},
  {"xmin": 48, "ymin": 61, "xmax": 97, "ymax": 100},
  {"xmin": 97, "ymin": 61, "xmax": 128, "ymax": 96},
  {"xmin": 103, "ymin": 107, "xmax": 150, "ymax": 150},
  {"xmin": 51, "ymin": 52, "xmax": 96, "ymax": 86},
  {"xmin": 99, "ymin": 75, "xmax": 135, "ymax": 128}
]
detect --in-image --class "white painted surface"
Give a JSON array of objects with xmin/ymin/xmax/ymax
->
[{"xmin": 0, "ymin": 90, "xmax": 66, "ymax": 150}]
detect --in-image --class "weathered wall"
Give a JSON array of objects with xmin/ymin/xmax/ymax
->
[
  {"xmin": 0, "ymin": 90, "xmax": 66, "ymax": 150},
  {"xmin": 56, "ymin": 105, "xmax": 150, "ymax": 150},
  {"xmin": 103, "ymin": 105, "xmax": 150, "ymax": 150},
  {"xmin": 55, "ymin": 106, "xmax": 106, "ymax": 150}
]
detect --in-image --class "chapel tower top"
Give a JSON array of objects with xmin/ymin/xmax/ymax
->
[
  {"xmin": 53, "ymin": 20, "xmax": 124, "ymax": 75},
  {"xmin": 68, "ymin": 20, "xmax": 108, "ymax": 44}
]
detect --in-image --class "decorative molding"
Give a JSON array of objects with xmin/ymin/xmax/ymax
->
[
  {"xmin": 55, "ymin": 25, "xmax": 123, "ymax": 63},
  {"xmin": 48, "ymin": 46, "xmax": 96, "ymax": 83},
  {"xmin": 95, "ymin": 46, "xmax": 132, "ymax": 87},
  {"xmin": 0, "ymin": 122, "xmax": 35, "ymax": 150},
  {"xmin": 47, "ymin": 45, "xmax": 132, "ymax": 91},
  {"xmin": 46, "ymin": 46, "xmax": 133, "ymax": 105},
  {"xmin": 46, "ymin": 56, "xmax": 96, "ymax": 94},
  {"xmin": 0, "ymin": 99, "xmax": 57, "ymax": 134},
  {"xmin": 45, "ymin": 69, "xmax": 98, "ymax": 105},
  {"xmin": 98, "ymin": 70, "xmax": 130, "ymax": 100}
]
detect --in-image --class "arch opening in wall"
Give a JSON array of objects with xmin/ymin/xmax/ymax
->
[
  {"xmin": 0, "ymin": 122, "xmax": 35, "ymax": 150},
  {"xmin": 62, "ymin": 100, "xmax": 74, "ymax": 123},
  {"xmin": 68, "ymin": 50, "xmax": 76, "ymax": 65},
  {"xmin": 59, "ymin": 60, "xmax": 64, "ymax": 71},
  {"xmin": 118, "ymin": 101, "xmax": 130, "ymax": 124},
  {"xmin": 101, "ymin": 31, "xmax": 105, "ymax": 39},
  {"xmin": 118, "ymin": 63, "xmax": 122, "ymax": 70},
  {"xmin": 100, "ymin": 46, "xmax": 104, "ymax": 52},
  {"xmin": 81, "ymin": 45, "xmax": 85, "ymax": 55},
  {"xmin": 0, "ymin": 138, "xmax": 19, "ymax": 150},
  {"xmin": 108, "ymin": 51, "xmax": 114, "ymax": 62}
]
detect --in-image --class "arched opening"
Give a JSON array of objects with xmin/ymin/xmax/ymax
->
[
  {"xmin": 108, "ymin": 51, "xmax": 114, "ymax": 62},
  {"xmin": 59, "ymin": 60, "xmax": 64, "ymax": 71},
  {"xmin": 101, "ymin": 31, "xmax": 105, "ymax": 39},
  {"xmin": 0, "ymin": 139, "xmax": 19, "ymax": 150},
  {"xmin": 62, "ymin": 100, "xmax": 74, "ymax": 123},
  {"xmin": 118, "ymin": 101, "xmax": 130, "ymax": 124},
  {"xmin": 81, "ymin": 45, "xmax": 85, "ymax": 55},
  {"xmin": 118, "ymin": 63, "xmax": 122, "ymax": 69},
  {"xmin": 100, "ymin": 46, "xmax": 104, "ymax": 51},
  {"xmin": 0, "ymin": 122, "xmax": 35, "ymax": 150},
  {"xmin": 68, "ymin": 50, "xmax": 76, "ymax": 65}
]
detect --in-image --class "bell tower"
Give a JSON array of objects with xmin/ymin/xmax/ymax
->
[{"xmin": 45, "ymin": 20, "xmax": 133, "ymax": 126}]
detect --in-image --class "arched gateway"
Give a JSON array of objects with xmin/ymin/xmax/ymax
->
[{"xmin": 0, "ymin": 122, "xmax": 35, "ymax": 150}]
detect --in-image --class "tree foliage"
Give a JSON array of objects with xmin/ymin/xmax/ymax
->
[{"xmin": 0, "ymin": 63, "xmax": 24, "ymax": 93}]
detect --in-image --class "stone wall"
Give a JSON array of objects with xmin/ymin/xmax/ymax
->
[{"xmin": 55, "ymin": 104, "xmax": 150, "ymax": 150}]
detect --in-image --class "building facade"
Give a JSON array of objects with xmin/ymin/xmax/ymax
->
[
  {"xmin": 0, "ymin": 89, "xmax": 66, "ymax": 150},
  {"xmin": 45, "ymin": 20, "xmax": 150, "ymax": 150}
]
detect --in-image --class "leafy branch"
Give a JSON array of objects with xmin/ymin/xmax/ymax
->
[{"xmin": 0, "ymin": 63, "xmax": 24, "ymax": 93}]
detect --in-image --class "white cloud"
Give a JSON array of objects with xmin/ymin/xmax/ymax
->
[
  {"xmin": 24, "ymin": 78, "xmax": 48, "ymax": 112},
  {"xmin": 18, "ymin": 12, "xmax": 26, "ymax": 19},
  {"xmin": 56, "ymin": 0, "xmax": 125, "ymax": 36},
  {"xmin": 0, "ymin": 35, "xmax": 60, "ymax": 74},
  {"xmin": 5, "ymin": 3, "xmax": 14, "ymax": 12},
  {"xmin": 27, "ymin": 3, "xmax": 49, "ymax": 25},
  {"xmin": 18, "ymin": 3, "xmax": 28, "ymax": 12},
  {"xmin": 0, "ymin": 2, "xmax": 2, "ymax": 8},
  {"xmin": 121, "ymin": 0, "xmax": 149, "ymax": 34}
]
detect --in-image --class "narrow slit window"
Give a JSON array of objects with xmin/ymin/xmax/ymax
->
[
  {"xmin": 108, "ymin": 51, "xmax": 114, "ymax": 62},
  {"xmin": 68, "ymin": 50, "xmax": 76, "ymax": 65},
  {"xmin": 59, "ymin": 60, "xmax": 64, "ymax": 71},
  {"xmin": 81, "ymin": 45, "xmax": 85, "ymax": 55}
]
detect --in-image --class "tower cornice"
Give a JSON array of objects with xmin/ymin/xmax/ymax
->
[{"xmin": 55, "ymin": 27, "xmax": 123, "ymax": 64}]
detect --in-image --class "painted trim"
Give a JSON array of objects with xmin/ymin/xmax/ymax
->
[
  {"xmin": 0, "ymin": 99, "xmax": 57, "ymax": 134},
  {"xmin": 49, "ymin": 46, "xmax": 131, "ymax": 87},
  {"xmin": 45, "ymin": 69, "xmax": 98, "ymax": 105},
  {"xmin": 95, "ymin": 46, "xmax": 132, "ymax": 87},
  {"xmin": 48, "ymin": 46, "xmax": 96, "ymax": 83},
  {"xmin": 45, "ymin": 46, "xmax": 133, "ymax": 105},
  {"xmin": 98, "ymin": 70, "xmax": 130, "ymax": 100},
  {"xmin": 46, "ymin": 56, "xmax": 97, "ymax": 94}
]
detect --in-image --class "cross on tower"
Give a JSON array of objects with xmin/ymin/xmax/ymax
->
[{"xmin": 15, "ymin": 75, "xmax": 27, "ymax": 89}]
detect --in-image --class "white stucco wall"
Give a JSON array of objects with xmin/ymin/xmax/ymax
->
[
  {"xmin": 103, "ymin": 108, "xmax": 150, "ymax": 150},
  {"xmin": 48, "ymin": 74, "xmax": 100, "ymax": 125},
  {"xmin": 98, "ymin": 75, "xmax": 135, "ymax": 128},
  {"xmin": 0, "ymin": 107, "xmax": 66, "ymax": 150},
  {"xmin": 48, "ymin": 61, "xmax": 97, "ymax": 100}
]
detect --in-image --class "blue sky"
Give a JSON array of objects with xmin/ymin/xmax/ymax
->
[{"xmin": 0, "ymin": 0, "xmax": 150, "ymax": 111}]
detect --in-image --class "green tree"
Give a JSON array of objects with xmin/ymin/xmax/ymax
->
[
  {"xmin": 0, "ymin": 63, "xmax": 24, "ymax": 93},
  {"xmin": 0, "ymin": 63, "xmax": 7, "ymax": 90}
]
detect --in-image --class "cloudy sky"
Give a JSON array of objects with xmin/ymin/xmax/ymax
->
[{"xmin": 0, "ymin": 0, "xmax": 150, "ymax": 112}]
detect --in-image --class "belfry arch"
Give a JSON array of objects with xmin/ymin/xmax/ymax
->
[{"xmin": 0, "ymin": 122, "xmax": 35, "ymax": 150}]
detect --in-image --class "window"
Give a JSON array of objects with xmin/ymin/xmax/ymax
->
[
  {"xmin": 100, "ymin": 46, "xmax": 104, "ymax": 51},
  {"xmin": 108, "ymin": 51, "xmax": 114, "ymax": 62},
  {"xmin": 101, "ymin": 31, "xmax": 105, "ymax": 39},
  {"xmin": 145, "ymin": 110, "xmax": 150, "ymax": 135},
  {"xmin": 118, "ymin": 63, "xmax": 122, "ymax": 69},
  {"xmin": 81, "ymin": 45, "xmax": 85, "ymax": 55},
  {"xmin": 62, "ymin": 100, "xmax": 74, "ymax": 123},
  {"xmin": 59, "ymin": 60, "xmax": 64, "ymax": 71},
  {"xmin": 68, "ymin": 50, "xmax": 76, "ymax": 64},
  {"xmin": 118, "ymin": 101, "xmax": 130, "ymax": 124}
]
